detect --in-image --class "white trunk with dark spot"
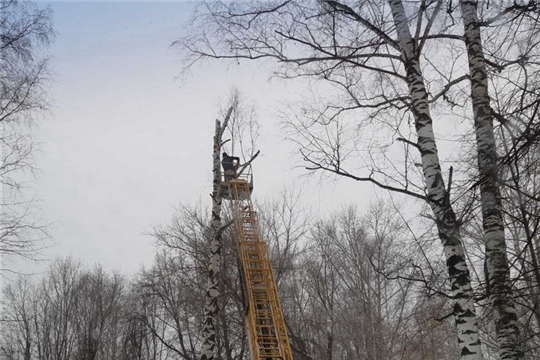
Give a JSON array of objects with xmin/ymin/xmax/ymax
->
[
  {"xmin": 199, "ymin": 119, "xmax": 224, "ymax": 360},
  {"xmin": 389, "ymin": 1, "xmax": 483, "ymax": 359},
  {"xmin": 459, "ymin": 1, "xmax": 521, "ymax": 358}
]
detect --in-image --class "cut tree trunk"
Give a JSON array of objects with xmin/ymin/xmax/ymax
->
[{"xmin": 199, "ymin": 108, "xmax": 233, "ymax": 360}]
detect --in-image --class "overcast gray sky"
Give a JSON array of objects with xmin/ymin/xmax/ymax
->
[{"xmin": 3, "ymin": 1, "xmax": 377, "ymax": 278}]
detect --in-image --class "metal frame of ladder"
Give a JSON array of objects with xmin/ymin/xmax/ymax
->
[{"xmin": 226, "ymin": 177, "xmax": 293, "ymax": 360}]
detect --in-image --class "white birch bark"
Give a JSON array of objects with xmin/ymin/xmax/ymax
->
[
  {"xmin": 199, "ymin": 108, "xmax": 232, "ymax": 360},
  {"xmin": 388, "ymin": 1, "xmax": 483, "ymax": 358},
  {"xmin": 458, "ymin": 1, "xmax": 521, "ymax": 358}
]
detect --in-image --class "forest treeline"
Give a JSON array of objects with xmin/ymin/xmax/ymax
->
[{"xmin": 2, "ymin": 189, "xmax": 540, "ymax": 360}]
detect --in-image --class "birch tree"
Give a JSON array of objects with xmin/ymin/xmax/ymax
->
[
  {"xmin": 458, "ymin": 1, "xmax": 523, "ymax": 358},
  {"xmin": 146, "ymin": 97, "xmax": 249, "ymax": 360},
  {"xmin": 199, "ymin": 89, "xmax": 261, "ymax": 360},
  {"xmin": 198, "ymin": 106, "xmax": 234, "ymax": 360}
]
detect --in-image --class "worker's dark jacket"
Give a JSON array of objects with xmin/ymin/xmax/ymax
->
[{"xmin": 222, "ymin": 155, "xmax": 239, "ymax": 171}]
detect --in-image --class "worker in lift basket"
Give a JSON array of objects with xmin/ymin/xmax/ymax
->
[{"xmin": 222, "ymin": 152, "xmax": 240, "ymax": 181}]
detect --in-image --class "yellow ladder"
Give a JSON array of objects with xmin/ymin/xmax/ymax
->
[{"xmin": 228, "ymin": 179, "xmax": 293, "ymax": 360}]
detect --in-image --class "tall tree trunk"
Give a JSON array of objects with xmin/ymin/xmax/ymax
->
[
  {"xmin": 199, "ymin": 109, "xmax": 233, "ymax": 360},
  {"xmin": 326, "ymin": 318, "xmax": 333, "ymax": 360},
  {"xmin": 458, "ymin": 1, "xmax": 521, "ymax": 359},
  {"xmin": 388, "ymin": 1, "xmax": 483, "ymax": 358}
]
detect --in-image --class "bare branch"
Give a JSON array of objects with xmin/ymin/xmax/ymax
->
[
  {"xmin": 323, "ymin": 1, "xmax": 400, "ymax": 50},
  {"xmin": 236, "ymin": 150, "xmax": 260, "ymax": 177}
]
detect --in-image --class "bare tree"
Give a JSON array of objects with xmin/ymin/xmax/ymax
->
[
  {"xmin": 0, "ymin": 276, "xmax": 36, "ymax": 360},
  {"xmin": 499, "ymin": 145, "xmax": 540, "ymax": 357},
  {"xmin": 72, "ymin": 265, "xmax": 125, "ymax": 360},
  {"xmin": 0, "ymin": 0, "xmax": 54, "ymax": 261},
  {"xmin": 1, "ymin": 258, "xmax": 133, "ymax": 360},
  {"xmin": 256, "ymin": 188, "xmax": 309, "ymax": 285},
  {"xmin": 33, "ymin": 258, "xmax": 81, "ymax": 360},
  {"xmin": 146, "ymin": 204, "xmax": 248, "ymax": 360},
  {"xmin": 121, "ymin": 286, "xmax": 168, "ymax": 360},
  {"xmin": 221, "ymin": 88, "xmax": 260, "ymax": 163},
  {"xmin": 145, "ymin": 188, "xmax": 310, "ymax": 360},
  {"xmin": 279, "ymin": 202, "xmax": 459, "ymax": 360},
  {"xmin": 138, "ymin": 251, "xmax": 203, "ymax": 360}
]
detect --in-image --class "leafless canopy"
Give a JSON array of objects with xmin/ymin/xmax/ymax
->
[
  {"xmin": 1, "ymin": 0, "xmax": 54, "ymax": 261},
  {"xmin": 177, "ymin": 0, "xmax": 540, "ymax": 210}
]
